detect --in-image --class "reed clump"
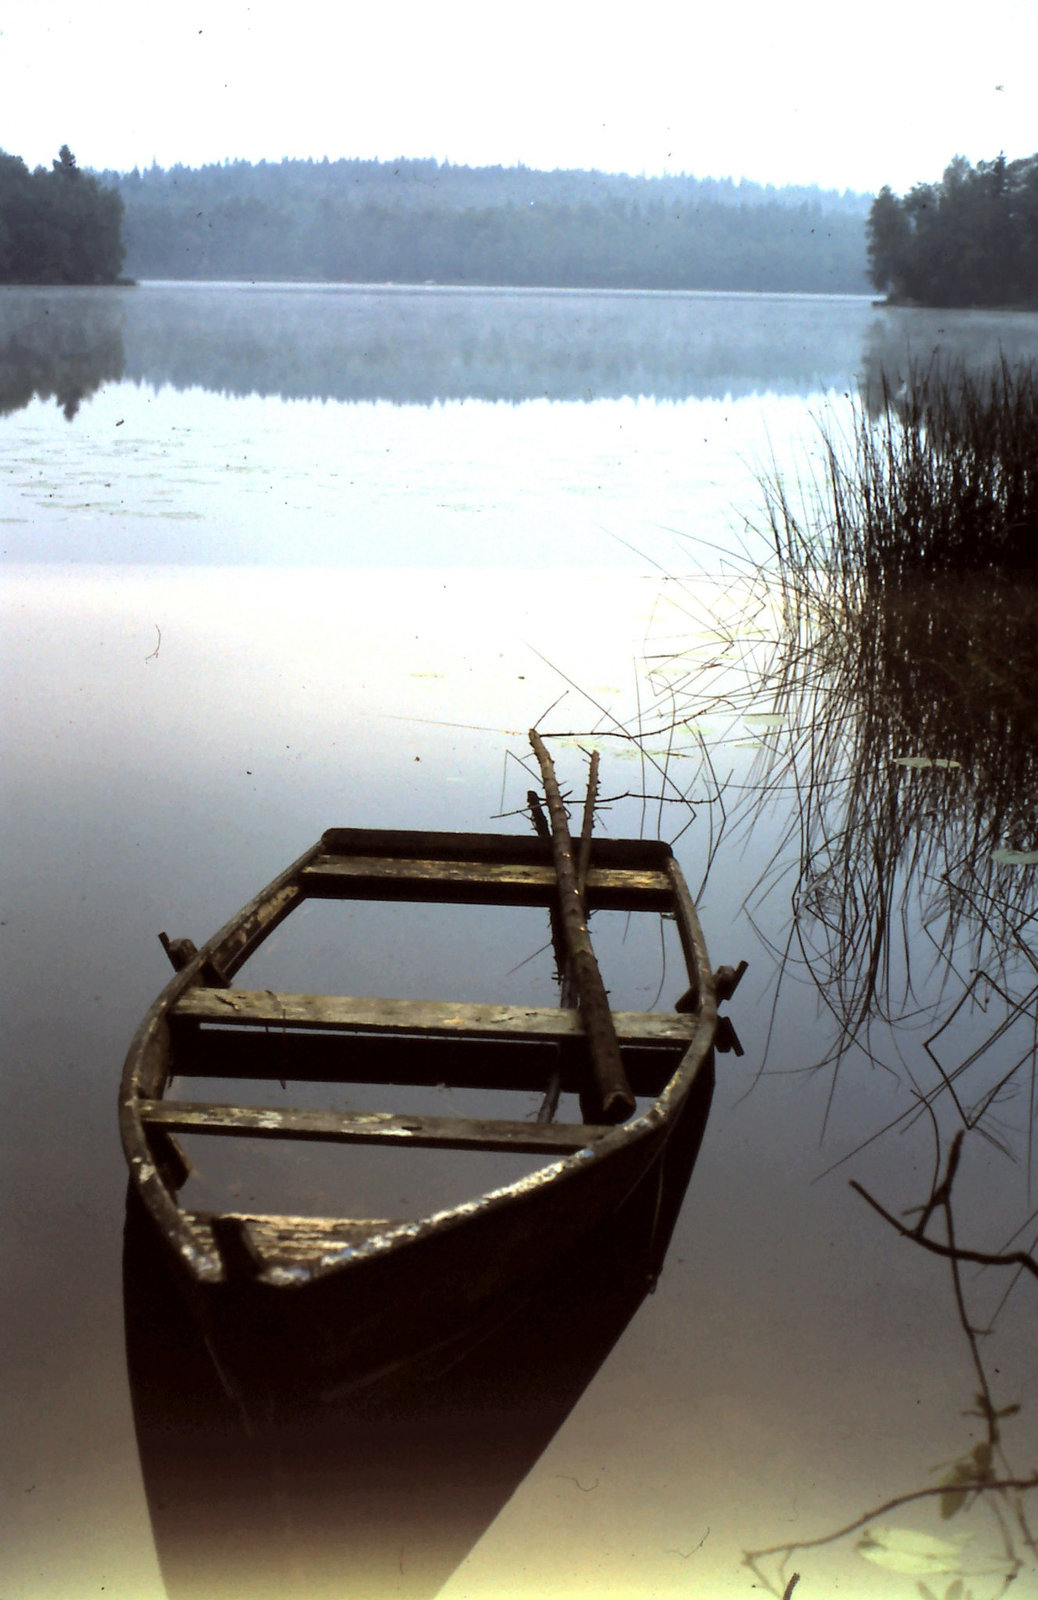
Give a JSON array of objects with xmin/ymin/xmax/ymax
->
[
  {"xmin": 760, "ymin": 358, "xmax": 1038, "ymax": 796},
  {"xmin": 737, "ymin": 359, "xmax": 1038, "ymax": 1076},
  {"xmin": 765, "ymin": 359, "xmax": 1038, "ymax": 631}
]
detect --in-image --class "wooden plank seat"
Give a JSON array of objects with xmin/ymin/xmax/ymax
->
[
  {"xmin": 139, "ymin": 1099, "xmax": 613, "ymax": 1154},
  {"xmin": 168, "ymin": 1026, "xmax": 685, "ymax": 1096},
  {"xmin": 317, "ymin": 828, "xmax": 674, "ymax": 867},
  {"xmin": 170, "ymin": 989, "xmax": 700, "ymax": 1046},
  {"xmin": 301, "ymin": 856, "xmax": 674, "ymax": 911}
]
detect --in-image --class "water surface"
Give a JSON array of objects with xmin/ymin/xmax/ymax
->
[{"xmin": 3, "ymin": 285, "xmax": 1037, "ymax": 1599}]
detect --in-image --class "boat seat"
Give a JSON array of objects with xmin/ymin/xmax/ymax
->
[
  {"xmin": 169, "ymin": 988, "xmax": 699, "ymax": 1046},
  {"xmin": 138, "ymin": 1097, "xmax": 615, "ymax": 1155},
  {"xmin": 301, "ymin": 855, "xmax": 674, "ymax": 911}
]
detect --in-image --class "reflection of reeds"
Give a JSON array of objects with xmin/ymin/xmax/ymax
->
[
  {"xmin": 530, "ymin": 367, "xmax": 1038, "ymax": 1591},
  {"xmin": 550, "ymin": 363, "xmax": 1038, "ymax": 1600},
  {"xmin": 750, "ymin": 569, "xmax": 1038, "ymax": 1071},
  {"xmin": 534, "ymin": 365, "xmax": 1037, "ymax": 1140},
  {"xmin": 753, "ymin": 367, "xmax": 1038, "ymax": 1087},
  {"xmin": 679, "ymin": 364, "xmax": 1038, "ymax": 1600}
]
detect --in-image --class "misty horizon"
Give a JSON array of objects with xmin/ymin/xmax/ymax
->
[{"xmin": 88, "ymin": 150, "xmax": 878, "ymax": 206}]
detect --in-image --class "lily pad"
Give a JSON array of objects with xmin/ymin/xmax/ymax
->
[
  {"xmin": 992, "ymin": 847, "xmax": 1038, "ymax": 865},
  {"xmin": 856, "ymin": 1527, "xmax": 964, "ymax": 1575},
  {"xmin": 743, "ymin": 713, "xmax": 786, "ymax": 730}
]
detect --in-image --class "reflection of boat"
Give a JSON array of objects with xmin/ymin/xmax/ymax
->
[
  {"xmin": 123, "ymin": 1045, "xmax": 713, "ymax": 1598},
  {"xmin": 120, "ymin": 820, "xmax": 722, "ymax": 1386}
]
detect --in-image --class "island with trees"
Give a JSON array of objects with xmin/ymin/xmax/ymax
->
[
  {"xmin": 867, "ymin": 152, "xmax": 1038, "ymax": 307},
  {"xmin": 0, "ymin": 146, "xmax": 125, "ymax": 284},
  {"xmin": 101, "ymin": 156, "xmax": 872, "ymax": 294}
]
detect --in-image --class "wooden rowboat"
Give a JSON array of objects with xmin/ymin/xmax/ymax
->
[{"xmin": 120, "ymin": 757, "xmax": 735, "ymax": 1382}]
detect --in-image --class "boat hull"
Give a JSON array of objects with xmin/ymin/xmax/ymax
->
[{"xmin": 120, "ymin": 826, "xmax": 720, "ymax": 1387}]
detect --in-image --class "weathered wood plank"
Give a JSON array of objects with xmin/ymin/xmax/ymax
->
[
  {"xmin": 211, "ymin": 879, "xmax": 308, "ymax": 978},
  {"xmin": 318, "ymin": 828, "xmax": 673, "ymax": 869},
  {"xmin": 301, "ymin": 857, "xmax": 674, "ymax": 910},
  {"xmin": 170, "ymin": 1028, "xmax": 684, "ymax": 1096},
  {"xmin": 182, "ymin": 1211, "xmax": 396, "ymax": 1265},
  {"xmin": 138, "ymin": 1099, "xmax": 613, "ymax": 1153},
  {"xmin": 170, "ymin": 989, "xmax": 700, "ymax": 1045}
]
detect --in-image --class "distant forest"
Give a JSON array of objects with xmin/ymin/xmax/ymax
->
[
  {"xmin": 867, "ymin": 152, "xmax": 1038, "ymax": 307},
  {"xmin": 0, "ymin": 146, "xmax": 124, "ymax": 284},
  {"xmin": 98, "ymin": 157, "xmax": 872, "ymax": 293}
]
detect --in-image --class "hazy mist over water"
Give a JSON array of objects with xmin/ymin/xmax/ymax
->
[
  {"xmin": 3, "ymin": 285, "xmax": 1038, "ymax": 1598},
  {"xmin": 4, "ymin": 283, "xmax": 1038, "ymax": 569},
  {"xmin": 7, "ymin": 281, "xmax": 1038, "ymax": 418}
]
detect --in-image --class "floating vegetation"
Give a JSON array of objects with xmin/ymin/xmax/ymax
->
[
  {"xmin": 856, "ymin": 1526, "xmax": 965, "ymax": 1576},
  {"xmin": 893, "ymin": 756, "xmax": 962, "ymax": 770}
]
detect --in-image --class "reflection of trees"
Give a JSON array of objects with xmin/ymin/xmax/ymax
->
[
  {"xmin": 862, "ymin": 309, "xmax": 1038, "ymax": 417},
  {"xmin": 0, "ymin": 281, "xmax": 879, "ymax": 412},
  {"xmin": 116, "ymin": 281, "xmax": 874, "ymax": 405},
  {"xmin": 0, "ymin": 287, "xmax": 125, "ymax": 418}
]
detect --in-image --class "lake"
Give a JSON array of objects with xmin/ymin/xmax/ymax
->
[{"xmin": 2, "ymin": 282, "xmax": 1037, "ymax": 1599}]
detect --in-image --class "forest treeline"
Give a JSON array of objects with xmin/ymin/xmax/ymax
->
[
  {"xmin": 0, "ymin": 147, "xmax": 124, "ymax": 284},
  {"xmin": 867, "ymin": 152, "xmax": 1038, "ymax": 307},
  {"xmin": 101, "ymin": 157, "xmax": 872, "ymax": 292}
]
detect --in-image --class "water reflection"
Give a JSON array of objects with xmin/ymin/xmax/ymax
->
[
  {"xmin": 0, "ymin": 286, "xmax": 124, "ymax": 417},
  {"xmin": 863, "ymin": 304, "xmax": 1038, "ymax": 408},
  {"xmin": 116, "ymin": 284, "xmax": 876, "ymax": 405},
  {"xmin": 123, "ymin": 1055, "xmax": 713, "ymax": 1599},
  {"xmin": 747, "ymin": 572, "xmax": 1038, "ymax": 1082},
  {"xmin": 607, "ymin": 368, "xmax": 1038, "ymax": 1592},
  {"xmin": 1, "ymin": 281, "xmax": 882, "ymax": 412},
  {"xmin": 731, "ymin": 570, "xmax": 1038, "ymax": 1589},
  {"xmin": 2, "ymin": 284, "xmax": 1038, "ymax": 420}
]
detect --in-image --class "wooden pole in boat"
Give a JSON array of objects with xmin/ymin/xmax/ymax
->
[
  {"xmin": 564, "ymin": 749, "xmax": 598, "ymax": 1009},
  {"xmin": 529, "ymin": 731, "xmax": 635, "ymax": 1123},
  {"xmin": 532, "ymin": 751, "xmax": 597, "ymax": 1121}
]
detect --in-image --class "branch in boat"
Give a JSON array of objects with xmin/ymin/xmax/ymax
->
[
  {"xmin": 529, "ymin": 731, "xmax": 634, "ymax": 1123},
  {"xmin": 576, "ymin": 750, "xmax": 600, "ymax": 892},
  {"xmin": 526, "ymin": 789, "xmax": 550, "ymax": 841},
  {"xmin": 562, "ymin": 750, "xmax": 599, "ymax": 1010}
]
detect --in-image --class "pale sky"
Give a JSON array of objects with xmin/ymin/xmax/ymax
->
[{"xmin": 0, "ymin": 0, "xmax": 1035, "ymax": 195}]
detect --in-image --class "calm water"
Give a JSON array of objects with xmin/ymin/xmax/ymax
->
[{"xmin": 2, "ymin": 284, "xmax": 1037, "ymax": 1599}]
